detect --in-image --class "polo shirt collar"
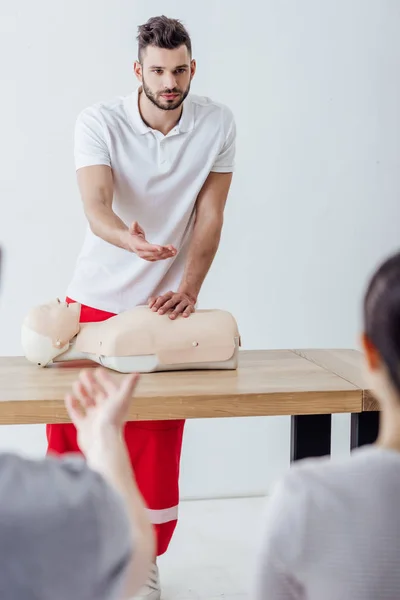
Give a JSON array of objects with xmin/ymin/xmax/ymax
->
[{"xmin": 126, "ymin": 86, "xmax": 194, "ymax": 135}]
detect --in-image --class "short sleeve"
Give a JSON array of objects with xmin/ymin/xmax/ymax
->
[
  {"xmin": 0, "ymin": 453, "xmax": 133, "ymax": 600},
  {"xmin": 211, "ymin": 108, "xmax": 236, "ymax": 173},
  {"xmin": 74, "ymin": 106, "xmax": 111, "ymax": 170}
]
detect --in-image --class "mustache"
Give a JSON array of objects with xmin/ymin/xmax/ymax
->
[{"xmin": 159, "ymin": 89, "xmax": 181, "ymax": 95}]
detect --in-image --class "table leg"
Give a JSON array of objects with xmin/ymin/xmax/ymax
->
[
  {"xmin": 290, "ymin": 414, "xmax": 332, "ymax": 462},
  {"xmin": 350, "ymin": 411, "xmax": 379, "ymax": 449}
]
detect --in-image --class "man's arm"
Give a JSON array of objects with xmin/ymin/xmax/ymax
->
[
  {"xmin": 149, "ymin": 171, "xmax": 233, "ymax": 319},
  {"xmin": 178, "ymin": 107, "xmax": 236, "ymax": 299},
  {"xmin": 77, "ymin": 165, "xmax": 130, "ymax": 250},
  {"xmin": 74, "ymin": 106, "xmax": 175, "ymax": 261},
  {"xmin": 77, "ymin": 166, "xmax": 174, "ymax": 260},
  {"xmin": 74, "ymin": 108, "xmax": 129, "ymax": 250},
  {"xmin": 179, "ymin": 171, "xmax": 232, "ymax": 299}
]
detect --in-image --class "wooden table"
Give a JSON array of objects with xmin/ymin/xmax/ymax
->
[{"xmin": 0, "ymin": 349, "xmax": 379, "ymax": 460}]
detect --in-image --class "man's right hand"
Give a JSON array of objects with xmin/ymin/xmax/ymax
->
[{"xmin": 126, "ymin": 221, "xmax": 176, "ymax": 261}]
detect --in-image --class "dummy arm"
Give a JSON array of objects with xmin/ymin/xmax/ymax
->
[{"xmin": 178, "ymin": 171, "xmax": 233, "ymax": 300}]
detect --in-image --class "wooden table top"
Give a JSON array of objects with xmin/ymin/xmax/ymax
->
[{"xmin": 0, "ymin": 349, "xmax": 374, "ymax": 425}]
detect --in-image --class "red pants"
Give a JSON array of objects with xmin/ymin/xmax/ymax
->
[{"xmin": 46, "ymin": 298, "xmax": 185, "ymax": 556}]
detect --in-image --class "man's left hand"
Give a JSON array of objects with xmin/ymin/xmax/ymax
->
[{"xmin": 148, "ymin": 291, "xmax": 196, "ymax": 319}]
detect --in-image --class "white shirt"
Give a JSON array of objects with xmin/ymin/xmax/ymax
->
[
  {"xmin": 67, "ymin": 87, "xmax": 236, "ymax": 314},
  {"xmin": 254, "ymin": 445, "xmax": 400, "ymax": 600}
]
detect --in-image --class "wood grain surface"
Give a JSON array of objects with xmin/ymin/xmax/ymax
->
[{"xmin": 0, "ymin": 349, "xmax": 366, "ymax": 424}]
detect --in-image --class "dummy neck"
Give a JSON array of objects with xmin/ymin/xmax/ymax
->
[{"xmin": 52, "ymin": 322, "xmax": 97, "ymax": 364}]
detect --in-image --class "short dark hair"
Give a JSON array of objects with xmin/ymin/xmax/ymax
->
[
  {"xmin": 137, "ymin": 15, "xmax": 192, "ymax": 62},
  {"xmin": 364, "ymin": 251, "xmax": 400, "ymax": 393}
]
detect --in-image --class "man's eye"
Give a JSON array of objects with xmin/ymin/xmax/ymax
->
[
  {"xmin": 153, "ymin": 70, "xmax": 163, "ymax": 74},
  {"xmin": 176, "ymin": 69, "xmax": 186, "ymax": 74}
]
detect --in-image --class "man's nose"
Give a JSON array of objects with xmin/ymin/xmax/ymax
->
[{"xmin": 163, "ymin": 73, "xmax": 177, "ymax": 90}]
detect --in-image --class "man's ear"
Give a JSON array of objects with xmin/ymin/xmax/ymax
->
[
  {"xmin": 190, "ymin": 59, "xmax": 197, "ymax": 80},
  {"xmin": 361, "ymin": 332, "xmax": 381, "ymax": 371},
  {"xmin": 133, "ymin": 61, "xmax": 143, "ymax": 82}
]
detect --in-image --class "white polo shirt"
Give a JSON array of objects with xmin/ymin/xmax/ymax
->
[{"xmin": 66, "ymin": 87, "xmax": 236, "ymax": 314}]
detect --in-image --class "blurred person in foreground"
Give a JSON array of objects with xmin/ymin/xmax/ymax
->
[
  {"xmin": 254, "ymin": 250, "xmax": 400, "ymax": 600},
  {"xmin": 0, "ymin": 247, "xmax": 154, "ymax": 600}
]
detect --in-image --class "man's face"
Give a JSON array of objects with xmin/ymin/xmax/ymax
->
[{"xmin": 135, "ymin": 45, "xmax": 195, "ymax": 111}]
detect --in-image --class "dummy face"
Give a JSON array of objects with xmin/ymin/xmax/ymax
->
[
  {"xmin": 134, "ymin": 45, "xmax": 196, "ymax": 111},
  {"xmin": 25, "ymin": 299, "xmax": 81, "ymax": 346},
  {"xmin": 40, "ymin": 298, "xmax": 72, "ymax": 317},
  {"xmin": 21, "ymin": 299, "xmax": 81, "ymax": 366}
]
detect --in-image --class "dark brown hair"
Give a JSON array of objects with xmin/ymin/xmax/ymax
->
[
  {"xmin": 137, "ymin": 16, "xmax": 192, "ymax": 62},
  {"xmin": 364, "ymin": 251, "xmax": 400, "ymax": 393}
]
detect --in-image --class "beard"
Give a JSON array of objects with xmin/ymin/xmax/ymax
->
[{"xmin": 142, "ymin": 77, "xmax": 190, "ymax": 111}]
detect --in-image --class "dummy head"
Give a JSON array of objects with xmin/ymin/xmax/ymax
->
[
  {"xmin": 361, "ymin": 251, "xmax": 400, "ymax": 407},
  {"xmin": 21, "ymin": 299, "xmax": 81, "ymax": 366}
]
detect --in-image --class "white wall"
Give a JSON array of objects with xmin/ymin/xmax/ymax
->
[{"xmin": 1, "ymin": 1, "xmax": 399, "ymax": 497}]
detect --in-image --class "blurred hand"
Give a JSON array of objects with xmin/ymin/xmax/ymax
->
[
  {"xmin": 127, "ymin": 221, "xmax": 176, "ymax": 261},
  {"xmin": 65, "ymin": 368, "xmax": 139, "ymax": 455},
  {"xmin": 148, "ymin": 291, "xmax": 196, "ymax": 319}
]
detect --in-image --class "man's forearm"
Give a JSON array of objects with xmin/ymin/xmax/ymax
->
[
  {"xmin": 85, "ymin": 202, "xmax": 132, "ymax": 251},
  {"xmin": 178, "ymin": 217, "xmax": 223, "ymax": 300},
  {"xmin": 78, "ymin": 166, "xmax": 132, "ymax": 252}
]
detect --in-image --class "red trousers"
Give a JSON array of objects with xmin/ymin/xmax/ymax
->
[{"xmin": 46, "ymin": 298, "xmax": 185, "ymax": 556}]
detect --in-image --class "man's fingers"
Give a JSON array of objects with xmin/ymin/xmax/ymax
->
[
  {"xmin": 157, "ymin": 297, "xmax": 179, "ymax": 314},
  {"xmin": 138, "ymin": 251, "xmax": 172, "ymax": 261},
  {"xmin": 148, "ymin": 296, "xmax": 156, "ymax": 308},
  {"xmin": 182, "ymin": 305, "xmax": 195, "ymax": 318},
  {"xmin": 135, "ymin": 239, "xmax": 176, "ymax": 255},
  {"xmin": 65, "ymin": 394, "xmax": 85, "ymax": 426},
  {"xmin": 133, "ymin": 238, "xmax": 170, "ymax": 253},
  {"xmin": 137, "ymin": 246, "xmax": 174, "ymax": 261},
  {"xmin": 134, "ymin": 239, "xmax": 175, "ymax": 255},
  {"xmin": 152, "ymin": 292, "xmax": 173, "ymax": 311},
  {"xmin": 135, "ymin": 241, "xmax": 164, "ymax": 253},
  {"xmin": 150, "ymin": 293, "xmax": 195, "ymax": 316},
  {"xmin": 169, "ymin": 300, "xmax": 190, "ymax": 319}
]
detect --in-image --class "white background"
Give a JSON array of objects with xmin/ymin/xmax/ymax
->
[{"xmin": 1, "ymin": 0, "xmax": 399, "ymax": 498}]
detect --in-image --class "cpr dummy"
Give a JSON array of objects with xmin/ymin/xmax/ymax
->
[{"xmin": 21, "ymin": 299, "xmax": 241, "ymax": 373}]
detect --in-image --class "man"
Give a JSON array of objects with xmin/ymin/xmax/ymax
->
[{"xmin": 46, "ymin": 14, "xmax": 236, "ymax": 600}]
